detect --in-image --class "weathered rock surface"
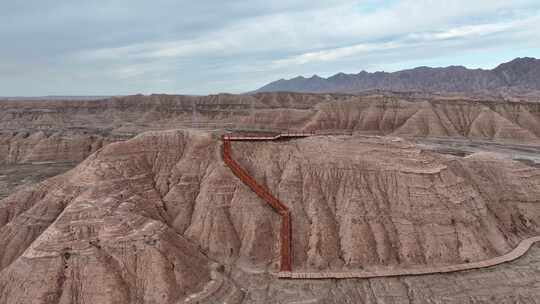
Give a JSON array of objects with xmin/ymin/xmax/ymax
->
[
  {"xmin": 304, "ymin": 98, "xmax": 540, "ymax": 143},
  {"xmin": 0, "ymin": 131, "xmax": 111, "ymax": 165},
  {"xmin": 1, "ymin": 130, "xmax": 540, "ymax": 303},
  {"xmin": 0, "ymin": 162, "xmax": 76, "ymax": 199},
  {"xmin": 254, "ymin": 243, "xmax": 540, "ymax": 303},
  {"xmin": 3, "ymin": 93, "xmax": 540, "ymax": 164},
  {"xmin": 0, "ymin": 131, "xmax": 217, "ymax": 303}
]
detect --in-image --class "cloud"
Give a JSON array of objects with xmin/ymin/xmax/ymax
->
[
  {"xmin": 79, "ymin": 39, "xmax": 228, "ymax": 61},
  {"xmin": 412, "ymin": 21, "xmax": 519, "ymax": 41},
  {"xmin": 272, "ymin": 42, "xmax": 402, "ymax": 67},
  {"xmin": 1, "ymin": 0, "xmax": 540, "ymax": 95},
  {"xmin": 270, "ymin": 15, "xmax": 539, "ymax": 67}
]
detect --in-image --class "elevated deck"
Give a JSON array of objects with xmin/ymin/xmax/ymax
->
[{"xmin": 224, "ymin": 132, "xmax": 314, "ymax": 141}]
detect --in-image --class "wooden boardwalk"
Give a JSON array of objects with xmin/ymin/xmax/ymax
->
[
  {"xmin": 222, "ymin": 134, "xmax": 303, "ymax": 271},
  {"xmin": 276, "ymin": 236, "xmax": 540, "ymax": 279},
  {"xmin": 222, "ymin": 131, "xmax": 351, "ymax": 271},
  {"xmin": 223, "ymin": 132, "xmax": 314, "ymax": 141},
  {"xmin": 222, "ymin": 131, "xmax": 540, "ymax": 279}
]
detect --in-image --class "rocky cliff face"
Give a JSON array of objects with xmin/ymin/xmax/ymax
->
[
  {"xmin": 1, "ymin": 130, "xmax": 539, "ymax": 303},
  {"xmin": 304, "ymin": 98, "xmax": 540, "ymax": 142},
  {"xmin": 0, "ymin": 131, "xmax": 111, "ymax": 165},
  {"xmin": 3, "ymin": 93, "xmax": 540, "ymax": 161},
  {"xmin": 256, "ymin": 57, "xmax": 540, "ymax": 94},
  {"xmin": 0, "ymin": 131, "xmax": 217, "ymax": 303}
]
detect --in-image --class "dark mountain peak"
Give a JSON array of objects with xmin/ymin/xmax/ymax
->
[
  {"xmin": 405, "ymin": 65, "xmax": 467, "ymax": 72},
  {"xmin": 445, "ymin": 65, "xmax": 468, "ymax": 70},
  {"xmin": 504, "ymin": 56, "xmax": 538, "ymax": 64},
  {"xmin": 409, "ymin": 66, "xmax": 432, "ymax": 70},
  {"xmin": 495, "ymin": 57, "xmax": 539, "ymax": 71},
  {"xmin": 328, "ymin": 72, "xmax": 351, "ymax": 80},
  {"xmin": 254, "ymin": 57, "xmax": 540, "ymax": 94},
  {"xmin": 494, "ymin": 57, "xmax": 540, "ymax": 85}
]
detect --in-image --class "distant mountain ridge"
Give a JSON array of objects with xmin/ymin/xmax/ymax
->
[
  {"xmin": 255, "ymin": 57, "xmax": 540, "ymax": 94},
  {"xmin": 0, "ymin": 96, "xmax": 114, "ymax": 101}
]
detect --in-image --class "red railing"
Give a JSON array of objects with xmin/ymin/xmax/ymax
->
[
  {"xmin": 222, "ymin": 135, "xmax": 292, "ymax": 272},
  {"xmin": 221, "ymin": 130, "xmax": 352, "ymax": 272}
]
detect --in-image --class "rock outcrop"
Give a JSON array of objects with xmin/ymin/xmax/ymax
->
[
  {"xmin": 1, "ymin": 130, "xmax": 540, "ymax": 303},
  {"xmin": 304, "ymin": 98, "xmax": 540, "ymax": 142},
  {"xmin": 0, "ymin": 131, "xmax": 111, "ymax": 165},
  {"xmin": 3, "ymin": 93, "xmax": 540, "ymax": 163}
]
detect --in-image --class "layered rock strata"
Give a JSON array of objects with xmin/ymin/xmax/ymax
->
[{"xmin": 1, "ymin": 130, "xmax": 539, "ymax": 302}]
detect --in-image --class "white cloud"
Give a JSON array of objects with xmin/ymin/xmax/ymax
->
[
  {"xmin": 3, "ymin": 0, "xmax": 540, "ymax": 95},
  {"xmin": 272, "ymin": 41, "xmax": 402, "ymax": 67},
  {"xmin": 416, "ymin": 22, "xmax": 517, "ymax": 41},
  {"xmin": 80, "ymin": 39, "xmax": 229, "ymax": 60},
  {"xmin": 270, "ymin": 14, "xmax": 540, "ymax": 67},
  {"xmin": 79, "ymin": 0, "xmax": 540, "ymax": 62}
]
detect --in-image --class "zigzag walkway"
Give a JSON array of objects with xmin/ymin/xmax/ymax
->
[
  {"xmin": 222, "ymin": 132, "xmax": 313, "ymax": 272},
  {"xmin": 222, "ymin": 131, "xmax": 341, "ymax": 271},
  {"xmin": 221, "ymin": 131, "xmax": 540, "ymax": 279}
]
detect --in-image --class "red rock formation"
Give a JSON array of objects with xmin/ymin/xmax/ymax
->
[
  {"xmin": 0, "ymin": 131, "xmax": 110, "ymax": 165},
  {"xmin": 3, "ymin": 94, "xmax": 540, "ymax": 154},
  {"xmin": 1, "ymin": 130, "xmax": 540, "ymax": 302}
]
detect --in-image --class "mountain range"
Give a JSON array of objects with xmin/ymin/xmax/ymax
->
[{"xmin": 255, "ymin": 57, "xmax": 540, "ymax": 94}]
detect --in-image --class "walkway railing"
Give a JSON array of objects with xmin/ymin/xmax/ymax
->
[
  {"xmin": 277, "ymin": 236, "xmax": 540, "ymax": 279},
  {"xmin": 221, "ymin": 130, "xmax": 540, "ymax": 279},
  {"xmin": 222, "ymin": 135, "xmax": 298, "ymax": 271}
]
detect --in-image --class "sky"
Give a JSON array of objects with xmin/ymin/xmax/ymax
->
[{"xmin": 1, "ymin": 0, "xmax": 540, "ymax": 96}]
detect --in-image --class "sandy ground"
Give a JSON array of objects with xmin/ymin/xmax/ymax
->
[{"xmin": 416, "ymin": 138, "xmax": 540, "ymax": 167}]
